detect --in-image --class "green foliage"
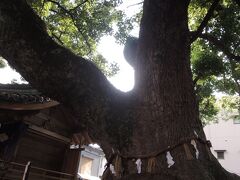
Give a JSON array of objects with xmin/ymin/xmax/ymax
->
[
  {"xmin": 89, "ymin": 53, "xmax": 120, "ymax": 77},
  {"xmin": 219, "ymin": 96, "xmax": 240, "ymax": 110},
  {"xmin": 189, "ymin": 0, "xmax": 240, "ymax": 123},
  {"xmin": 199, "ymin": 95, "xmax": 218, "ymax": 125},
  {"xmin": 28, "ymin": 0, "xmax": 135, "ymax": 77},
  {"xmin": 192, "ymin": 50, "xmax": 224, "ymax": 79},
  {"xmin": 196, "ymin": 77, "xmax": 219, "ymax": 124},
  {"xmin": 26, "ymin": 0, "xmax": 239, "ymax": 123},
  {"xmin": 188, "ymin": 0, "xmax": 212, "ymax": 31},
  {"xmin": 217, "ymin": 96, "xmax": 240, "ymax": 121},
  {"xmin": 0, "ymin": 56, "xmax": 6, "ymax": 68}
]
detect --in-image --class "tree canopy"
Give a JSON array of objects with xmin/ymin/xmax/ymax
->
[
  {"xmin": 0, "ymin": 0, "xmax": 239, "ymax": 123},
  {"xmin": 29, "ymin": 0, "xmax": 239, "ymax": 123},
  {"xmin": 25, "ymin": 0, "xmax": 139, "ymax": 77},
  {"xmin": 189, "ymin": 0, "xmax": 240, "ymax": 123}
]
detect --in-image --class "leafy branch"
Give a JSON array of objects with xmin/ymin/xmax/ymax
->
[
  {"xmin": 52, "ymin": 32, "xmax": 64, "ymax": 45},
  {"xmin": 190, "ymin": 0, "xmax": 220, "ymax": 42},
  {"xmin": 127, "ymin": 1, "xmax": 144, "ymax": 8},
  {"xmin": 69, "ymin": 0, "xmax": 89, "ymax": 12},
  {"xmin": 46, "ymin": 0, "xmax": 92, "ymax": 54},
  {"xmin": 198, "ymin": 33, "xmax": 240, "ymax": 63}
]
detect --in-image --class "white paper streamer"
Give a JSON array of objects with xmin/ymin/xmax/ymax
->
[
  {"xmin": 191, "ymin": 139, "xmax": 199, "ymax": 159},
  {"xmin": 135, "ymin": 159, "xmax": 142, "ymax": 174},
  {"xmin": 194, "ymin": 130, "xmax": 199, "ymax": 138},
  {"xmin": 109, "ymin": 164, "xmax": 116, "ymax": 175},
  {"xmin": 166, "ymin": 151, "xmax": 175, "ymax": 168}
]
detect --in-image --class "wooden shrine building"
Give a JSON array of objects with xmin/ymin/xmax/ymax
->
[{"xmin": 0, "ymin": 84, "xmax": 83, "ymax": 180}]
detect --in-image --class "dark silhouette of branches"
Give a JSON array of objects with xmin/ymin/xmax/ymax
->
[{"xmin": 190, "ymin": 0, "xmax": 220, "ymax": 42}]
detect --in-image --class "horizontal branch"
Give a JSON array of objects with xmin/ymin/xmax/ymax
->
[
  {"xmin": 190, "ymin": 0, "xmax": 220, "ymax": 42},
  {"xmin": 0, "ymin": 0, "xmax": 136, "ymax": 152},
  {"xmin": 0, "ymin": 0, "xmax": 122, "ymax": 109},
  {"xmin": 199, "ymin": 33, "xmax": 240, "ymax": 62}
]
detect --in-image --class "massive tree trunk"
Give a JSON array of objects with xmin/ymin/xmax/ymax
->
[{"xmin": 0, "ymin": 0, "xmax": 239, "ymax": 179}]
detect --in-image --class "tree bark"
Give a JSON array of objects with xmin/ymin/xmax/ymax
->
[{"xmin": 0, "ymin": 0, "xmax": 239, "ymax": 179}]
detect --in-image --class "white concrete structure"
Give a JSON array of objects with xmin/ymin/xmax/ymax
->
[
  {"xmin": 204, "ymin": 117, "xmax": 240, "ymax": 175},
  {"xmin": 78, "ymin": 145, "xmax": 106, "ymax": 180}
]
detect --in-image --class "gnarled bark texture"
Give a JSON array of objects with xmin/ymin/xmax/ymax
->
[{"xmin": 0, "ymin": 0, "xmax": 239, "ymax": 179}]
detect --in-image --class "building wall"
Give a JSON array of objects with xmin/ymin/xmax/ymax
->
[
  {"xmin": 204, "ymin": 119, "xmax": 240, "ymax": 175},
  {"xmin": 78, "ymin": 145, "xmax": 106, "ymax": 180},
  {"xmin": 15, "ymin": 131, "xmax": 68, "ymax": 171}
]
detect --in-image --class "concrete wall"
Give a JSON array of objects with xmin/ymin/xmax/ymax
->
[
  {"xmin": 78, "ymin": 145, "xmax": 106, "ymax": 180},
  {"xmin": 204, "ymin": 118, "xmax": 240, "ymax": 175}
]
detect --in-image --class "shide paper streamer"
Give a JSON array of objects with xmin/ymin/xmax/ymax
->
[
  {"xmin": 166, "ymin": 151, "xmax": 175, "ymax": 168},
  {"xmin": 191, "ymin": 139, "xmax": 199, "ymax": 159},
  {"xmin": 135, "ymin": 158, "xmax": 142, "ymax": 174}
]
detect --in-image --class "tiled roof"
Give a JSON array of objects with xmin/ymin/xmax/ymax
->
[{"xmin": 0, "ymin": 84, "xmax": 50, "ymax": 104}]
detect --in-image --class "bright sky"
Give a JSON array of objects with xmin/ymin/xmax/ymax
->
[
  {"xmin": 0, "ymin": 63, "xmax": 23, "ymax": 84},
  {"xmin": 98, "ymin": 36, "xmax": 135, "ymax": 91},
  {"xmin": 0, "ymin": 36, "xmax": 136, "ymax": 91},
  {"xmin": 0, "ymin": 0, "xmax": 142, "ymax": 92}
]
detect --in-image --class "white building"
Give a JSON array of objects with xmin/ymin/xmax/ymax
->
[
  {"xmin": 204, "ymin": 117, "xmax": 240, "ymax": 175},
  {"xmin": 78, "ymin": 145, "xmax": 106, "ymax": 180}
]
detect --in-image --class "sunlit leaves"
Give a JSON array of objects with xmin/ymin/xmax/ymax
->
[
  {"xmin": 189, "ymin": 0, "xmax": 240, "ymax": 123},
  {"xmin": 195, "ymin": 77, "xmax": 219, "ymax": 124},
  {"xmin": 89, "ymin": 53, "xmax": 120, "ymax": 77},
  {"xmin": 25, "ymin": 0, "xmax": 239, "ymax": 122},
  {"xmin": 220, "ymin": 96, "xmax": 239, "ymax": 110},
  {"xmin": 27, "ymin": 0, "xmax": 135, "ymax": 76},
  {"xmin": 218, "ymin": 95, "xmax": 240, "ymax": 121},
  {"xmin": 192, "ymin": 51, "xmax": 224, "ymax": 79},
  {"xmin": 0, "ymin": 57, "xmax": 6, "ymax": 68},
  {"xmin": 199, "ymin": 95, "xmax": 218, "ymax": 125}
]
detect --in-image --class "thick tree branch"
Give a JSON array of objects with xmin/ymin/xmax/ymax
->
[
  {"xmin": 0, "ymin": 0, "xmax": 133, "ymax": 153},
  {"xmin": 190, "ymin": 0, "xmax": 220, "ymax": 42},
  {"xmin": 0, "ymin": 0, "xmax": 124, "ymax": 120},
  {"xmin": 198, "ymin": 33, "xmax": 240, "ymax": 62}
]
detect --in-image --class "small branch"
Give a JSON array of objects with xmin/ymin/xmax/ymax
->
[
  {"xmin": 47, "ymin": 0, "xmax": 69, "ymax": 14},
  {"xmin": 40, "ymin": 0, "xmax": 46, "ymax": 15},
  {"xmin": 52, "ymin": 32, "xmax": 64, "ymax": 45},
  {"xmin": 127, "ymin": 1, "xmax": 144, "ymax": 8},
  {"xmin": 190, "ymin": 0, "xmax": 220, "ymax": 42},
  {"xmin": 46, "ymin": 0, "xmax": 92, "ymax": 54},
  {"xmin": 50, "ymin": 9, "xmax": 58, "ymax": 14},
  {"xmin": 198, "ymin": 33, "xmax": 240, "ymax": 62},
  {"xmin": 193, "ymin": 75, "xmax": 201, "ymax": 85},
  {"xmin": 69, "ymin": 0, "xmax": 88, "ymax": 12}
]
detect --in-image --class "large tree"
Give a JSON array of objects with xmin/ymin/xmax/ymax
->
[{"xmin": 0, "ymin": 0, "xmax": 240, "ymax": 179}]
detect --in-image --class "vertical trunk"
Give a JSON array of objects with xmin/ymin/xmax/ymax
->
[
  {"xmin": 103, "ymin": 1, "xmax": 240, "ymax": 180},
  {"xmin": 132, "ymin": 0, "xmax": 204, "ymax": 154}
]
